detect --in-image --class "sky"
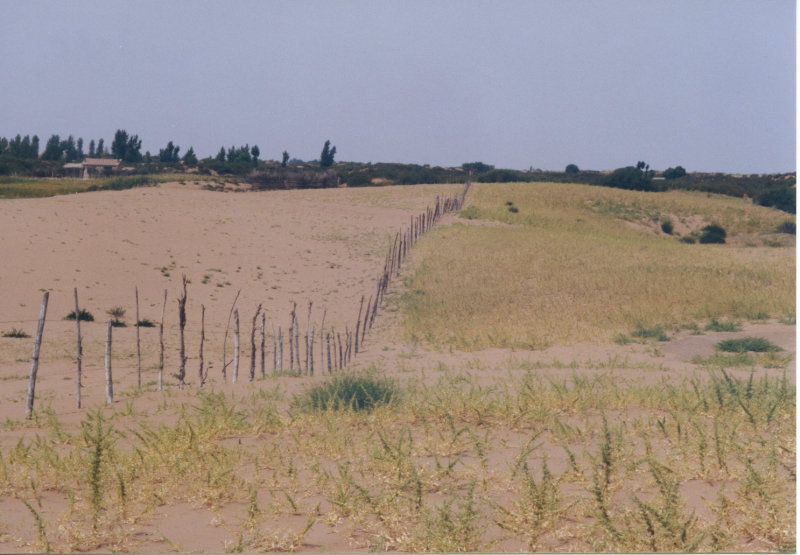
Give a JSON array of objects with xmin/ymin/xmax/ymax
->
[{"xmin": 0, "ymin": 1, "xmax": 795, "ymax": 173}]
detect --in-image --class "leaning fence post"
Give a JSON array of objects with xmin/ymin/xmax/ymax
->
[
  {"xmin": 233, "ymin": 309, "xmax": 240, "ymax": 383},
  {"xmin": 74, "ymin": 288, "xmax": 82, "ymax": 409},
  {"xmin": 105, "ymin": 319, "xmax": 114, "ymax": 405},
  {"xmin": 309, "ymin": 326, "xmax": 315, "ymax": 376},
  {"xmin": 261, "ymin": 313, "xmax": 266, "ymax": 378},
  {"xmin": 25, "ymin": 292, "xmax": 49, "ymax": 419},
  {"xmin": 327, "ymin": 333, "xmax": 332, "ymax": 374},
  {"xmin": 198, "ymin": 305, "xmax": 207, "ymax": 386}
]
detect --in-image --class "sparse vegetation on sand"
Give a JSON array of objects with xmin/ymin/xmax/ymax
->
[
  {"xmin": 399, "ymin": 182, "xmax": 794, "ymax": 349},
  {"xmin": 0, "ymin": 366, "xmax": 793, "ymax": 552}
]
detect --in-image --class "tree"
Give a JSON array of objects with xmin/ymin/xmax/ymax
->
[
  {"xmin": 41, "ymin": 134, "xmax": 63, "ymax": 161},
  {"xmin": 282, "ymin": 151, "xmax": 289, "ymax": 167},
  {"xmin": 182, "ymin": 147, "xmax": 198, "ymax": 166},
  {"xmin": 250, "ymin": 145, "xmax": 259, "ymax": 162},
  {"xmin": 88, "ymin": 139, "xmax": 96, "ymax": 158},
  {"xmin": 111, "ymin": 130, "xmax": 142, "ymax": 163},
  {"xmin": 565, "ymin": 164, "xmax": 579, "ymax": 173},
  {"xmin": 320, "ymin": 140, "xmax": 336, "ymax": 167},
  {"xmin": 462, "ymin": 162, "xmax": 494, "ymax": 173},
  {"xmin": 62, "ymin": 135, "xmax": 78, "ymax": 162},
  {"xmin": 216, "ymin": 147, "xmax": 226, "ymax": 162},
  {"xmin": 111, "ymin": 130, "xmax": 129, "ymax": 161},
  {"xmin": 96, "ymin": 139, "xmax": 105, "ymax": 158},
  {"xmin": 663, "ymin": 166, "xmax": 686, "ymax": 179},
  {"xmin": 600, "ymin": 166, "xmax": 663, "ymax": 192},
  {"xmin": 30, "ymin": 135, "xmax": 39, "ymax": 159},
  {"xmin": 159, "ymin": 141, "xmax": 180, "ymax": 163},
  {"xmin": 76, "ymin": 138, "xmax": 84, "ymax": 161}
]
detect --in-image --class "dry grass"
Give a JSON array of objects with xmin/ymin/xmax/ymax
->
[
  {"xmin": 0, "ymin": 365, "xmax": 793, "ymax": 552},
  {"xmin": 399, "ymin": 182, "xmax": 795, "ymax": 349}
]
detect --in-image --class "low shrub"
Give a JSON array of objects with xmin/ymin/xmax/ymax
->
[
  {"xmin": 630, "ymin": 323, "xmax": 669, "ymax": 342},
  {"xmin": 565, "ymin": 164, "xmax": 579, "ymax": 174},
  {"xmin": 599, "ymin": 166, "xmax": 664, "ymax": 192},
  {"xmin": 459, "ymin": 206, "xmax": 482, "ymax": 220},
  {"xmin": 678, "ymin": 235, "xmax": 696, "ymax": 244},
  {"xmin": 2, "ymin": 328, "xmax": 29, "ymax": 338},
  {"xmin": 704, "ymin": 318, "xmax": 742, "ymax": 332},
  {"xmin": 776, "ymin": 220, "xmax": 796, "ymax": 234},
  {"xmin": 346, "ymin": 172, "xmax": 372, "ymax": 187},
  {"xmin": 699, "ymin": 224, "xmax": 726, "ymax": 244},
  {"xmin": 508, "ymin": 206, "xmax": 519, "ymax": 213},
  {"xmin": 660, "ymin": 219, "xmax": 673, "ymax": 234},
  {"xmin": 136, "ymin": 319, "xmax": 156, "ymax": 328},
  {"xmin": 755, "ymin": 187, "xmax": 796, "ymax": 214},
  {"xmin": 662, "ymin": 166, "xmax": 686, "ymax": 180},
  {"xmin": 64, "ymin": 309, "xmax": 94, "ymax": 322},
  {"xmin": 292, "ymin": 372, "xmax": 399, "ymax": 413},
  {"xmin": 716, "ymin": 337, "xmax": 782, "ymax": 353}
]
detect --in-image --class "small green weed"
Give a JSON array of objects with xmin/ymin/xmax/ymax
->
[
  {"xmin": 705, "ymin": 318, "xmax": 742, "ymax": 332},
  {"xmin": 630, "ymin": 324, "xmax": 669, "ymax": 342},
  {"xmin": 64, "ymin": 309, "xmax": 94, "ymax": 322},
  {"xmin": 2, "ymin": 328, "xmax": 30, "ymax": 338}
]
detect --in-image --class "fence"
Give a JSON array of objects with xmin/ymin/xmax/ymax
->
[{"xmin": 18, "ymin": 176, "xmax": 472, "ymax": 417}]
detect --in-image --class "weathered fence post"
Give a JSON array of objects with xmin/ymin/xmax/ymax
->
[
  {"xmin": 295, "ymin": 321, "xmax": 300, "ymax": 376},
  {"xmin": 261, "ymin": 313, "xmax": 266, "ymax": 378},
  {"xmin": 74, "ymin": 288, "xmax": 82, "ymax": 409},
  {"xmin": 175, "ymin": 275, "xmax": 187, "ymax": 390},
  {"xmin": 159, "ymin": 289, "xmax": 167, "ymax": 390},
  {"xmin": 249, "ymin": 304, "xmax": 262, "ymax": 382},
  {"xmin": 355, "ymin": 296, "xmax": 364, "ymax": 356},
  {"xmin": 222, "ymin": 289, "xmax": 241, "ymax": 384},
  {"xmin": 233, "ymin": 308, "xmax": 240, "ymax": 383},
  {"xmin": 105, "ymin": 319, "xmax": 114, "ymax": 404},
  {"xmin": 319, "ymin": 308, "xmax": 326, "ymax": 372},
  {"xmin": 327, "ymin": 333, "xmax": 332, "ymax": 374},
  {"xmin": 338, "ymin": 332, "xmax": 343, "ymax": 369},
  {"xmin": 198, "ymin": 305, "xmax": 207, "ymax": 386},
  {"xmin": 309, "ymin": 326, "xmax": 315, "ymax": 375},
  {"xmin": 135, "ymin": 286, "xmax": 141, "ymax": 389},
  {"xmin": 305, "ymin": 302, "xmax": 312, "ymax": 375},
  {"xmin": 362, "ymin": 295, "xmax": 372, "ymax": 347},
  {"xmin": 25, "ymin": 292, "xmax": 49, "ymax": 419},
  {"xmin": 289, "ymin": 307, "xmax": 295, "ymax": 372}
]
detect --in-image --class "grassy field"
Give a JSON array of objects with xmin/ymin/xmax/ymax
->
[{"xmin": 399, "ymin": 182, "xmax": 795, "ymax": 349}]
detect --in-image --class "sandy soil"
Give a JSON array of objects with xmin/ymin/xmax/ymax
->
[{"xmin": 0, "ymin": 182, "xmax": 794, "ymax": 552}]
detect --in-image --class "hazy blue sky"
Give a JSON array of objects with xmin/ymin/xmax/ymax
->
[{"xmin": 1, "ymin": 1, "xmax": 795, "ymax": 173}]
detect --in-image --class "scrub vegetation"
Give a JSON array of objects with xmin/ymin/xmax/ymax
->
[{"xmin": 400, "ymin": 182, "xmax": 795, "ymax": 349}]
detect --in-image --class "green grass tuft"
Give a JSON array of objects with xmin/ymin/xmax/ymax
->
[
  {"xmin": 705, "ymin": 318, "xmax": 743, "ymax": 332},
  {"xmin": 716, "ymin": 337, "xmax": 782, "ymax": 353},
  {"xmin": 293, "ymin": 372, "xmax": 399, "ymax": 413}
]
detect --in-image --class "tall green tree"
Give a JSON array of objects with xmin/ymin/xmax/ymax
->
[
  {"xmin": 41, "ymin": 134, "xmax": 63, "ymax": 161},
  {"xmin": 88, "ymin": 139, "xmax": 96, "ymax": 158},
  {"xmin": 282, "ymin": 151, "xmax": 289, "ymax": 167},
  {"xmin": 76, "ymin": 138, "xmax": 84, "ymax": 160},
  {"xmin": 96, "ymin": 138, "xmax": 105, "ymax": 157},
  {"xmin": 215, "ymin": 147, "xmax": 226, "ymax": 162},
  {"xmin": 320, "ymin": 140, "xmax": 336, "ymax": 166},
  {"xmin": 182, "ymin": 147, "xmax": 197, "ymax": 165},
  {"xmin": 62, "ymin": 135, "xmax": 78, "ymax": 162}
]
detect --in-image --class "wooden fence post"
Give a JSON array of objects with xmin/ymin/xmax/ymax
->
[
  {"xmin": 222, "ymin": 289, "xmax": 241, "ymax": 384},
  {"xmin": 362, "ymin": 295, "xmax": 372, "ymax": 347},
  {"xmin": 319, "ymin": 308, "xmax": 326, "ymax": 373},
  {"xmin": 74, "ymin": 288, "xmax": 82, "ymax": 409},
  {"xmin": 175, "ymin": 275, "xmax": 187, "ymax": 390},
  {"xmin": 198, "ymin": 305, "xmax": 207, "ymax": 386},
  {"xmin": 233, "ymin": 308, "xmax": 240, "ymax": 383},
  {"xmin": 309, "ymin": 326, "xmax": 315, "ymax": 375},
  {"xmin": 327, "ymin": 333, "xmax": 332, "ymax": 374},
  {"xmin": 105, "ymin": 319, "xmax": 114, "ymax": 404},
  {"xmin": 249, "ymin": 304, "xmax": 262, "ymax": 382},
  {"xmin": 159, "ymin": 289, "xmax": 167, "ymax": 391},
  {"xmin": 25, "ymin": 292, "xmax": 49, "ymax": 419},
  {"xmin": 338, "ymin": 332, "xmax": 343, "ymax": 369},
  {"xmin": 355, "ymin": 296, "xmax": 364, "ymax": 356},
  {"xmin": 135, "ymin": 286, "xmax": 141, "ymax": 389},
  {"xmin": 261, "ymin": 313, "xmax": 266, "ymax": 378}
]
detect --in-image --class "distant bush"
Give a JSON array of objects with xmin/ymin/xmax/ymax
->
[
  {"xmin": 776, "ymin": 220, "xmax": 796, "ymax": 234},
  {"xmin": 600, "ymin": 166, "xmax": 664, "ymax": 192},
  {"xmin": 508, "ymin": 206, "xmax": 519, "ymax": 213},
  {"xmin": 699, "ymin": 224, "xmax": 726, "ymax": 244},
  {"xmin": 64, "ymin": 309, "xmax": 94, "ymax": 322},
  {"xmin": 705, "ymin": 318, "xmax": 742, "ymax": 332},
  {"xmin": 662, "ymin": 166, "xmax": 686, "ymax": 180},
  {"xmin": 136, "ymin": 319, "xmax": 156, "ymax": 328},
  {"xmin": 292, "ymin": 372, "xmax": 399, "ymax": 413},
  {"xmin": 717, "ymin": 337, "xmax": 781, "ymax": 353},
  {"xmin": 462, "ymin": 162, "xmax": 494, "ymax": 173},
  {"xmin": 630, "ymin": 323, "xmax": 669, "ymax": 342},
  {"xmin": 346, "ymin": 172, "xmax": 372, "ymax": 187},
  {"xmin": 660, "ymin": 219, "xmax": 674, "ymax": 234},
  {"xmin": 2, "ymin": 328, "xmax": 29, "ymax": 338},
  {"xmin": 754, "ymin": 187, "xmax": 796, "ymax": 214},
  {"xmin": 679, "ymin": 236, "xmax": 696, "ymax": 244},
  {"xmin": 476, "ymin": 169, "xmax": 527, "ymax": 183},
  {"xmin": 565, "ymin": 164, "xmax": 579, "ymax": 174}
]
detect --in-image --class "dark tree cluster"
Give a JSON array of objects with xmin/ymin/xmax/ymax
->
[
  {"xmin": 320, "ymin": 140, "xmax": 336, "ymax": 167},
  {"xmin": 462, "ymin": 161, "xmax": 494, "ymax": 173},
  {"xmin": 159, "ymin": 141, "xmax": 181, "ymax": 163},
  {"xmin": 111, "ymin": 130, "xmax": 143, "ymax": 163},
  {"xmin": 0, "ymin": 135, "xmax": 40, "ymax": 159}
]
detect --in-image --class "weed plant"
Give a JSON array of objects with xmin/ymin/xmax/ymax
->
[
  {"xmin": 292, "ymin": 372, "xmax": 399, "ymax": 413},
  {"xmin": 2, "ymin": 328, "xmax": 30, "ymax": 338},
  {"xmin": 63, "ymin": 309, "xmax": 94, "ymax": 322},
  {"xmin": 705, "ymin": 318, "xmax": 743, "ymax": 332},
  {"xmin": 717, "ymin": 337, "xmax": 782, "ymax": 353}
]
